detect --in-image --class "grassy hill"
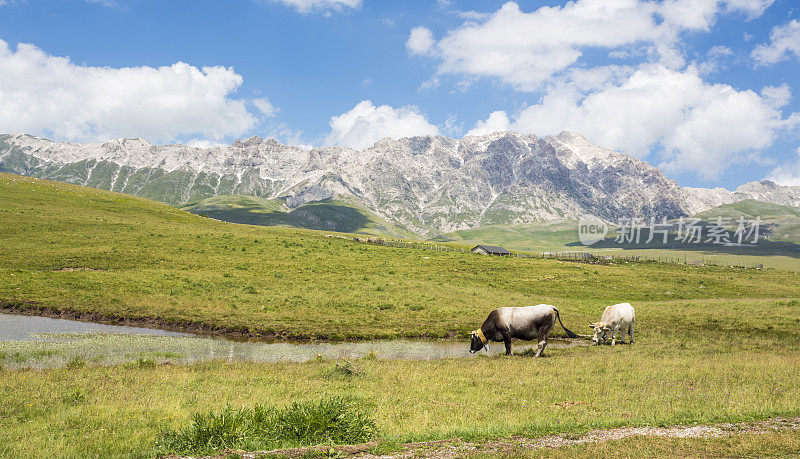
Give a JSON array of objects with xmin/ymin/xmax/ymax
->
[
  {"xmin": 2, "ymin": 171, "xmax": 800, "ymax": 339},
  {"xmin": 695, "ymin": 199, "xmax": 800, "ymax": 243},
  {"xmin": 435, "ymin": 220, "xmax": 580, "ymax": 251},
  {"xmin": 438, "ymin": 201, "xmax": 800, "ymax": 270},
  {"xmin": 180, "ymin": 194, "xmax": 415, "ymax": 238},
  {"xmin": 3, "ymin": 173, "xmax": 800, "ymax": 457}
]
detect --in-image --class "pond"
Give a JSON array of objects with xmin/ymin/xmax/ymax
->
[{"xmin": 0, "ymin": 313, "xmax": 588, "ymax": 369}]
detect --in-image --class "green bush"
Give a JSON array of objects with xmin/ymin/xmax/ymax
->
[{"xmin": 157, "ymin": 397, "xmax": 379, "ymax": 454}]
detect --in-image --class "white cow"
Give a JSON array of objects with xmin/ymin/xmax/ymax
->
[{"xmin": 589, "ymin": 303, "xmax": 635, "ymax": 345}]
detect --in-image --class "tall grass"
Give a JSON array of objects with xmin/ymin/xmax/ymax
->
[{"xmin": 157, "ymin": 397, "xmax": 379, "ymax": 455}]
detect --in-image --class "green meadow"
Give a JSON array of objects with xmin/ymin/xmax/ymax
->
[
  {"xmin": 2, "ymin": 172, "xmax": 800, "ymax": 457},
  {"xmin": 438, "ymin": 200, "xmax": 800, "ymax": 271}
]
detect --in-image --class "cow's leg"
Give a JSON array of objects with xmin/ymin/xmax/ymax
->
[
  {"xmin": 534, "ymin": 331, "xmax": 548, "ymax": 358},
  {"xmin": 619, "ymin": 326, "xmax": 627, "ymax": 345},
  {"xmin": 629, "ymin": 321, "xmax": 634, "ymax": 344},
  {"xmin": 611, "ymin": 326, "xmax": 620, "ymax": 346},
  {"xmin": 502, "ymin": 331, "xmax": 513, "ymax": 355}
]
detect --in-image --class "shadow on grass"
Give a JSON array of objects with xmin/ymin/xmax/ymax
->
[
  {"xmin": 565, "ymin": 222, "xmax": 800, "ymax": 259},
  {"xmin": 192, "ymin": 200, "xmax": 373, "ymax": 233}
]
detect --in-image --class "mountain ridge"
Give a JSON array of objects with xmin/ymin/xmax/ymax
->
[{"xmin": 2, "ymin": 131, "xmax": 799, "ymax": 236}]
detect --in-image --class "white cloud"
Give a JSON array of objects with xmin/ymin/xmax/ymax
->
[
  {"xmin": 761, "ymin": 84, "xmax": 792, "ymax": 109},
  {"xmin": 696, "ymin": 45, "xmax": 734, "ymax": 74},
  {"xmin": 752, "ymin": 19, "xmax": 800, "ymax": 65},
  {"xmin": 723, "ymin": 0, "xmax": 775, "ymax": 19},
  {"xmin": 186, "ymin": 139, "xmax": 228, "ymax": 149},
  {"xmin": 767, "ymin": 147, "xmax": 800, "ymax": 186},
  {"xmin": 266, "ymin": 121, "xmax": 312, "ymax": 150},
  {"xmin": 85, "ymin": 0, "xmax": 122, "ymax": 7},
  {"xmin": 456, "ymin": 10, "xmax": 491, "ymax": 21},
  {"xmin": 406, "ymin": 27, "xmax": 435, "ymax": 56},
  {"xmin": 431, "ymin": 1, "xmax": 660, "ymax": 91},
  {"xmin": 466, "ymin": 111, "xmax": 511, "ymax": 137},
  {"xmin": 412, "ymin": 0, "xmax": 773, "ymax": 91},
  {"xmin": 269, "ymin": 0, "xmax": 360, "ymax": 14},
  {"xmin": 658, "ymin": 0, "xmax": 719, "ymax": 31},
  {"xmin": 252, "ymin": 98, "xmax": 278, "ymax": 118},
  {"xmin": 708, "ymin": 45, "xmax": 733, "ymax": 57},
  {"xmin": 468, "ymin": 64, "xmax": 795, "ymax": 179},
  {"xmin": 441, "ymin": 113, "xmax": 463, "ymax": 137},
  {"xmin": 325, "ymin": 100, "xmax": 439, "ymax": 150},
  {"xmin": 0, "ymin": 40, "xmax": 260, "ymax": 143}
]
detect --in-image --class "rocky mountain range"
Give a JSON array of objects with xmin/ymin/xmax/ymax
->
[{"xmin": 2, "ymin": 131, "xmax": 799, "ymax": 236}]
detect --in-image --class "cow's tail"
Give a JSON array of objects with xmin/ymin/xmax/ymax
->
[{"xmin": 553, "ymin": 307, "xmax": 578, "ymax": 338}]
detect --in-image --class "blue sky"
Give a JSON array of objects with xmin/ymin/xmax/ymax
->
[{"xmin": 0, "ymin": 0, "xmax": 799, "ymax": 189}]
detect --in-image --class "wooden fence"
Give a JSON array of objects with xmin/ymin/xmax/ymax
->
[{"xmin": 330, "ymin": 235, "xmax": 764, "ymax": 270}]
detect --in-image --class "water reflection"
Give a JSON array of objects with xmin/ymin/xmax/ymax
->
[{"xmin": 0, "ymin": 313, "xmax": 587, "ymax": 369}]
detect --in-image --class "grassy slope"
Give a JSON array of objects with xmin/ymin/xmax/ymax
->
[
  {"xmin": 440, "ymin": 202, "xmax": 800, "ymax": 271},
  {"xmin": 436, "ymin": 220, "xmax": 580, "ymax": 251},
  {"xmin": 2, "ymin": 173, "xmax": 800, "ymax": 456},
  {"xmin": 695, "ymin": 199, "xmax": 800, "ymax": 242},
  {"xmin": 3, "ymin": 172, "xmax": 800, "ymax": 339}
]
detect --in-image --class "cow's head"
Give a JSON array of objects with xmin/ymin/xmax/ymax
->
[
  {"xmin": 588, "ymin": 322, "xmax": 610, "ymax": 344},
  {"xmin": 469, "ymin": 330, "xmax": 487, "ymax": 353}
]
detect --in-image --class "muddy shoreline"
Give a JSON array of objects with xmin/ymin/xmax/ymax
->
[{"xmin": 0, "ymin": 299, "xmax": 478, "ymax": 343}]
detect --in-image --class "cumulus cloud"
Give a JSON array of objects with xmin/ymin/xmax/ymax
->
[
  {"xmin": 467, "ymin": 64, "xmax": 795, "ymax": 179},
  {"xmin": 466, "ymin": 111, "xmax": 511, "ymax": 137},
  {"xmin": 325, "ymin": 100, "xmax": 439, "ymax": 150},
  {"xmin": 723, "ymin": 0, "xmax": 776, "ymax": 19},
  {"xmin": 696, "ymin": 45, "xmax": 734, "ymax": 74},
  {"xmin": 406, "ymin": 27, "xmax": 435, "ymax": 56},
  {"xmin": 0, "ymin": 39, "xmax": 260, "ymax": 143},
  {"xmin": 269, "ymin": 0, "xmax": 360, "ymax": 14},
  {"xmin": 761, "ymin": 84, "xmax": 792, "ymax": 109},
  {"xmin": 252, "ymin": 98, "xmax": 279, "ymax": 118},
  {"xmin": 752, "ymin": 19, "xmax": 800, "ymax": 65},
  {"xmin": 411, "ymin": 0, "xmax": 774, "ymax": 91},
  {"xmin": 431, "ymin": 1, "xmax": 660, "ymax": 91},
  {"xmin": 767, "ymin": 147, "xmax": 800, "ymax": 186}
]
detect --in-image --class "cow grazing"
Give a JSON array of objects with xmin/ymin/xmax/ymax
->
[
  {"xmin": 589, "ymin": 303, "xmax": 635, "ymax": 345},
  {"xmin": 470, "ymin": 304, "xmax": 578, "ymax": 357}
]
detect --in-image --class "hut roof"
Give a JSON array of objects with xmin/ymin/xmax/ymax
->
[{"xmin": 472, "ymin": 245, "xmax": 511, "ymax": 255}]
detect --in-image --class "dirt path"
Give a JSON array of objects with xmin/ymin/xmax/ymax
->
[{"xmin": 205, "ymin": 417, "xmax": 800, "ymax": 458}]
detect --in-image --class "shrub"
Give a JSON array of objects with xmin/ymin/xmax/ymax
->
[
  {"xmin": 65, "ymin": 355, "xmax": 85, "ymax": 369},
  {"xmin": 157, "ymin": 397, "xmax": 379, "ymax": 455},
  {"xmin": 322, "ymin": 361, "xmax": 363, "ymax": 380}
]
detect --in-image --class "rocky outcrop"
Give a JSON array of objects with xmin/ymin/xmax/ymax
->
[{"xmin": 1, "ymin": 131, "xmax": 795, "ymax": 236}]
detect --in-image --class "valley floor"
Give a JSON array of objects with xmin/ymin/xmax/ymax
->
[
  {"xmin": 2, "ymin": 322, "xmax": 800, "ymax": 457},
  {"xmin": 2, "ymin": 174, "xmax": 800, "ymax": 457}
]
